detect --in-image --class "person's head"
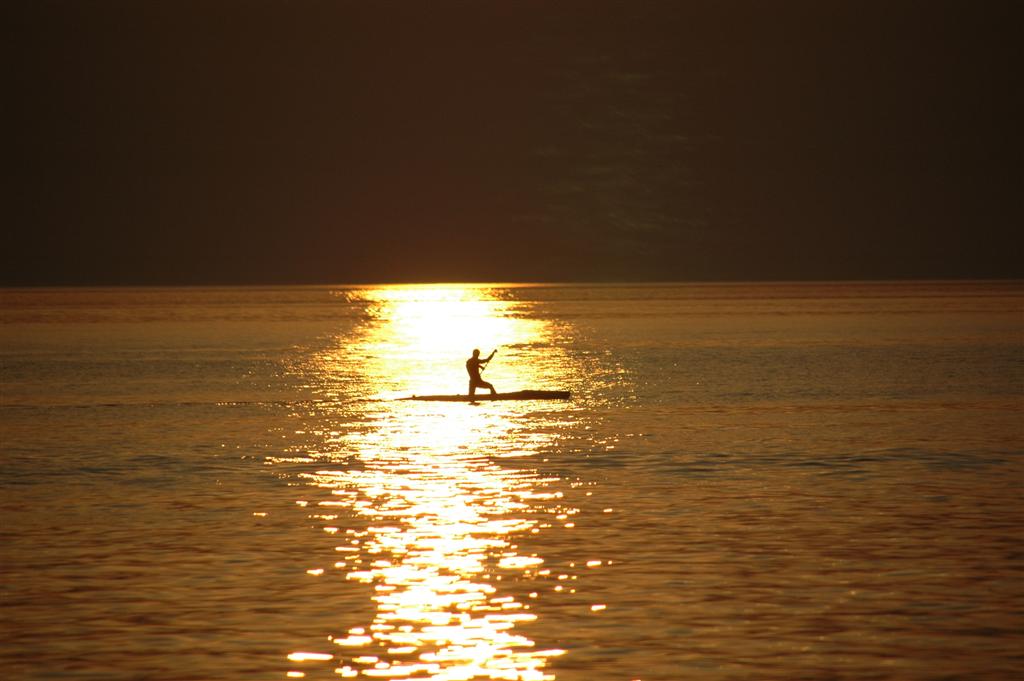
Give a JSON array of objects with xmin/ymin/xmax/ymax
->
[{"xmin": 472, "ymin": 348, "xmax": 480, "ymax": 357}]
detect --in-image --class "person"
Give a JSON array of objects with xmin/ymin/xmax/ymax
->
[{"xmin": 466, "ymin": 348, "xmax": 497, "ymax": 396}]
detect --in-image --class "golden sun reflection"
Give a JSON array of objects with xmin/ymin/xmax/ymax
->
[
  {"xmin": 329, "ymin": 284, "xmax": 553, "ymax": 399},
  {"xmin": 287, "ymin": 285, "xmax": 576, "ymax": 680}
]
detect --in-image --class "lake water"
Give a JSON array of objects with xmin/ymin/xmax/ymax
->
[{"xmin": 1, "ymin": 282, "xmax": 1021, "ymax": 680}]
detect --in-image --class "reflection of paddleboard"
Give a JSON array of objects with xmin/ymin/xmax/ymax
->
[{"xmin": 399, "ymin": 390, "xmax": 570, "ymax": 402}]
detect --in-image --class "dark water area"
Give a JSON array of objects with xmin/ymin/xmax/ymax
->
[{"xmin": 2, "ymin": 282, "xmax": 1022, "ymax": 680}]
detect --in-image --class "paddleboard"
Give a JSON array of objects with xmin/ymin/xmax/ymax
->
[{"xmin": 399, "ymin": 390, "xmax": 570, "ymax": 402}]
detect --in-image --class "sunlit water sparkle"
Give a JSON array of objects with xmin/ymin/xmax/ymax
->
[{"xmin": 274, "ymin": 286, "xmax": 579, "ymax": 679}]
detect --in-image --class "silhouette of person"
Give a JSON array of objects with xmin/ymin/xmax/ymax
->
[{"xmin": 466, "ymin": 348, "xmax": 497, "ymax": 396}]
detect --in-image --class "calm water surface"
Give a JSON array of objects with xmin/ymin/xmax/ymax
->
[{"xmin": 1, "ymin": 282, "xmax": 1022, "ymax": 680}]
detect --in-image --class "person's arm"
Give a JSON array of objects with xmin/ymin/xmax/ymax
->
[{"xmin": 486, "ymin": 349, "xmax": 497, "ymax": 362}]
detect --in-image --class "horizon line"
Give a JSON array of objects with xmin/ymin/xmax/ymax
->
[{"xmin": 2, "ymin": 276, "xmax": 1022, "ymax": 291}]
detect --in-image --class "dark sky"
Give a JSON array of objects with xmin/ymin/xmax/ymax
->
[{"xmin": 5, "ymin": 0, "xmax": 1021, "ymax": 285}]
